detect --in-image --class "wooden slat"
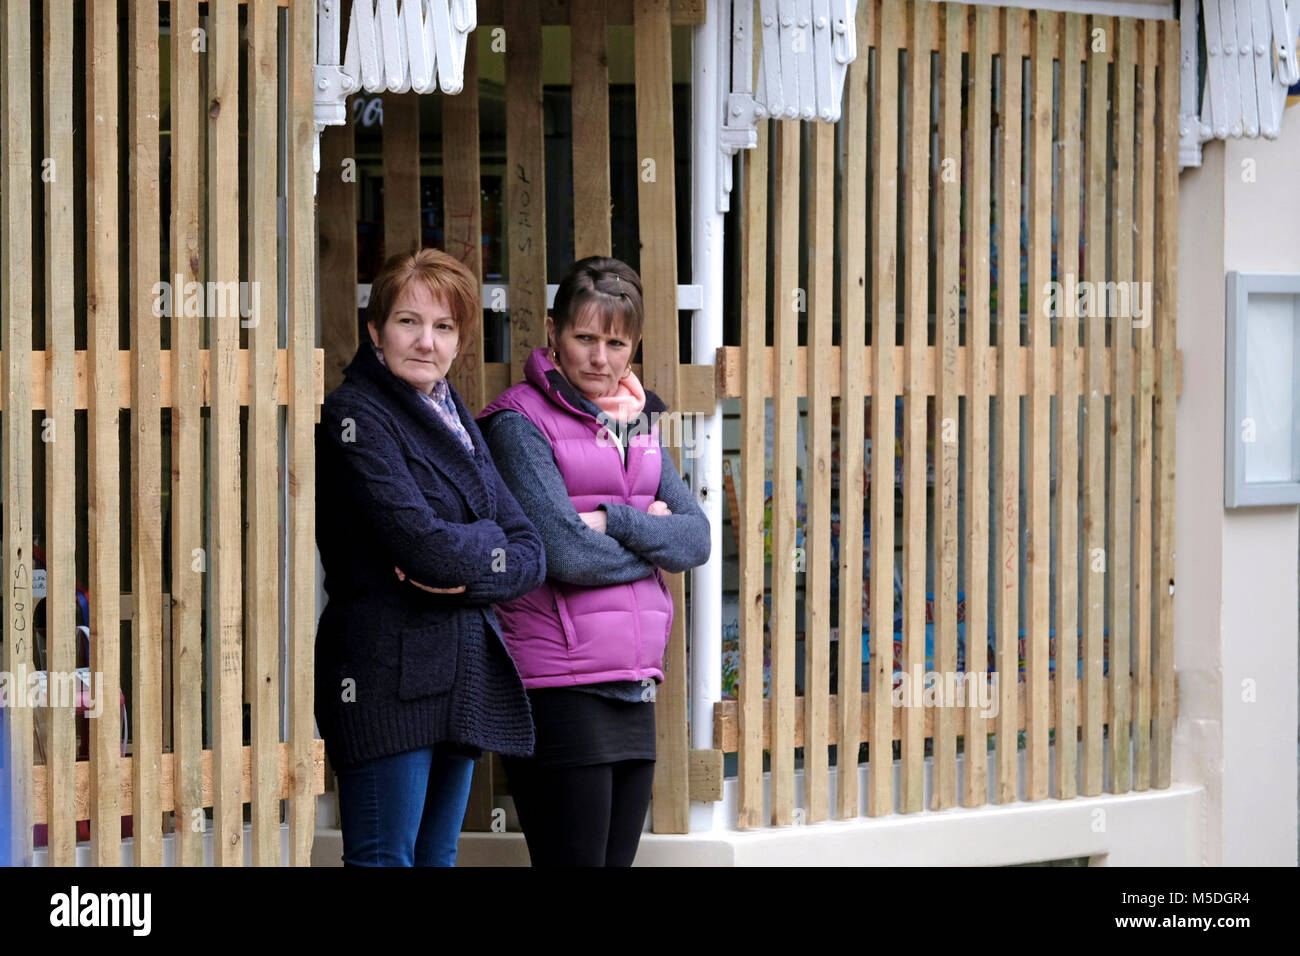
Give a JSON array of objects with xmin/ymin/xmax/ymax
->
[
  {"xmin": 30, "ymin": 741, "xmax": 327, "ymax": 827},
  {"xmin": 443, "ymin": 34, "xmax": 492, "ymax": 826},
  {"xmin": 835, "ymin": 0, "xmax": 869, "ymax": 821},
  {"xmin": 993, "ymin": 4, "xmax": 1023, "ymax": 806},
  {"xmin": 869, "ymin": 0, "xmax": 900, "ymax": 819},
  {"xmin": 247, "ymin": 0, "xmax": 282, "ymax": 867},
  {"xmin": 571, "ymin": 0, "xmax": 612, "ymax": 259},
  {"xmin": 209, "ymin": 0, "xmax": 244, "ymax": 867},
  {"xmin": 505, "ymin": 1, "xmax": 547, "ymax": 384},
  {"xmin": 634, "ymin": 0, "xmax": 689, "ymax": 835},
  {"xmin": 736, "ymin": 117, "xmax": 768, "ymax": 830},
  {"xmin": 804, "ymin": 121, "xmax": 834, "ymax": 825},
  {"xmin": 128, "ymin": 0, "xmax": 164, "ymax": 866},
  {"xmin": 768, "ymin": 118, "xmax": 800, "ymax": 827},
  {"xmin": 1081, "ymin": 14, "xmax": 1110, "ymax": 798},
  {"xmin": 687, "ymin": 749, "xmax": 725, "ymax": 803},
  {"xmin": 382, "ymin": 92, "xmax": 421, "ymax": 259},
  {"xmin": 900, "ymin": 0, "xmax": 930, "ymax": 815},
  {"xmin": 443, "ymin": 40, "xmax": 486, "ymax": 413},
  {"xmin": 2, "ymin": 0, "xmax": 35, "ymax": 868},
  {"xmin": 1151, "ymin": 18, "xmax": 1179, "ymax": 788},
  {"xmin": 86, "ymin": 0, "xmax": 124, "ymax": 867},
  {"xmin": 169, "ymin": 0, "xmax": 204, "ymax": 868},
  {"xmin": 288, "ymin": 0, "xmax": 320, "ymax": 867},
  {"xmin": 1054, "ymin": 11, "xmax": 1084, "ymax": 802},
  {"xmin": 711, "ymin": 343, "xmax": 1184, "ymax": 399},
  {"xmin": 319, "ymin": 112, "xmax": 359, "ymax": 396},
  {"xmin": 1108, "ymin": 16, "xmax": 1137, "ymax": 795},
  {"xmin": 41, "ymin": 0, "xmax": 77, "ymax": 866},
  {"xmin": 712, "ymin": 678, "xmax": 1180, "ymax": 753},
  {"xmin": 2, "ymin": 348, "xmax": 326, "ymax": 410},
  {"xmin": 1025, "ymin": 8, "xmax": 1056, "ymax": 803},
  {"xmin": 963, "ymin": 1, "xmax": 992, "ymax": 810},
  {"xmin": 1132, "ymin": 18, "xmax": 1158, "ymax": 792},
  {"xmin": 931, "ymin": 0, "xmax": 962, "ymax": 812}
]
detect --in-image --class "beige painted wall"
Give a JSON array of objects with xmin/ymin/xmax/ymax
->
[{"xmin": 1174, "ymin": 103, "xmax": 1300, "ymax": 866}]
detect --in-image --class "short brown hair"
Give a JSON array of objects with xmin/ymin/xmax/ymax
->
[
  {"xmin": 551, "ymin": 256, "xmax": 644, "ymax": 343},
  {"xmin": 368, "ymin": 248, "xmax": 479, "ymax": 340}
]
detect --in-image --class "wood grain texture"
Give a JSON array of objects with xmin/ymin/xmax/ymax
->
[
  {"xmin": 993, "ymin": 4, "xmax": 1023, "ymax": 806},
  {"xmin": 1054, "ymin": 12, "xmax": 1083, "ymax": 802},
  {"xmin": 2, "ymin": 0, "xmax": 35, "ymax": 869},
  {"xmin": 287, "ymin": 0, "xmax": 320, "ymax": 866},
  {"xmin": 247, "ymin": 0, "xmax": 282, "ymax": 866},
  {"xmin": 835, "ymin": 0, "xmax": 869, "ymax": 821},
  {"xmin": 169, "ymin": 0, "xmax": 205, "ymax": 867},
  {"xmin": 505, "ymin": 1, "xmax": 547, "ymax": 384},
  {"xmin": 571, "ymin": 0, "xmax": 612, "ymax": 259},
  {"xmin": 869, "ymin": 0, "xmax": 900, "ymax": 819},
  {"xmin": 900, "ymin": 0, "xmax": 930, "ymax": 815},
  {"xmin": 804, "ymin": 120, "xmax": 834, "ymax": 825},
  {"xmin": 1081, "ymin": 15, "xmax": 1110, "ymax": 798},
  {"xmin": 769, "ymin": 118, "xmax": 799, "ymax": 827},
  {"xmin": 931, "ymin": 0, "xmax": 962, "ymax": 812},
  {"xmin": 128, "ymin": 0, "xmax": 164, "ymax": 866},
  {"xmin": 634, "ymin": 0, "xmax": 689, "ymax": 835},
  {"xmin": 41, "ymin": 0, "xmax": 77, "ymax": 866},
  {"xmin": 208, "ymin": 0, "xmax": 244, "ymax": 866},
  {"xmin": 382, "ymin": 92, "xmax": 422, "ymax": 259},
  {"xmin": 86, "ymin": 0, "xmax": 124, "ymax": 866},
  {"xmin": 1025, "ymin": 8, "xmax": 1056, "ymax": 802},
  {"xmin": 736, "ymin": 119, "xmax": 768, "ymax": 830},
  {"xmin": 963, "ymin": 1, "xmax": 993, "ymax": 809}
]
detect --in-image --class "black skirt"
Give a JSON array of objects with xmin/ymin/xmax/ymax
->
[{"xmin": 518, "ymin": 687, "xmax": 657, "ymax": 768}]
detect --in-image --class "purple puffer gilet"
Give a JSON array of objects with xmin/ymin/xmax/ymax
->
[{"xmin": 478, "ymin": 347, "xmax": 672, "ymax": 689}]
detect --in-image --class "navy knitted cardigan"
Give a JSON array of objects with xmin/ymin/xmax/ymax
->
[{"xmin": 314, "ymin": 338, "xmax": 545, "ymax": 769}]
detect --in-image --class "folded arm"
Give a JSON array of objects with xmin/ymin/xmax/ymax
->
[
  {"xmin": 599, "ymin": 440, "xmax": 712, "ymax": 573},
  {"xmin": 320, "ymin": 398, "xmax": 508, "ymax": 590},
  {"xmin": 481, "ymin": 411, "xmax": 660, "ymax": 587}
]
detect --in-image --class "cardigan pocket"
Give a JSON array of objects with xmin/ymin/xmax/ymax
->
[{"xmin": 396, "ymin": 618, "xmax": 458, "ymax": 700}]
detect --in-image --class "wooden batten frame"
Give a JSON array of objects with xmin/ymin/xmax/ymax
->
[
  {"xmin": 1132, "ymin": 18, "xmax": 1158, "ymax": 792},
  {"xmin": 1108, "ymin": 17, "xmax": 1137, "ymax": 796},
  {"xmin": 382, "ymin": 92, "xmax": 422, "ymax": 260},
  {"xmin": 1081, "ymin": 14, "xmax": 1110, "ymax": 798},
  {"xmin": 900, "ymin": 0, "xmax": 931, "ymax": 815},
  {"xmin": 869, "ymin": 0, "xmax": 900, "ymax": 819},
  {"xmin": 287, "ymin": 0, "xmax": 321, "ymax": 866},
  {"xmin": 444, "ymin": 39, "xmax": 486, "ymax": 413},
  {"xmin": 41, "ymin": 0, "xmax": 78, "ymax": 866},
  {"xmin": 505, "ymin": 1, "xmax": 547, "ymax": 384},
  {"xmin": 247, "ymin": 0, "xmax": 282, "ymax": 867},
  {"xmin": 1025, "ymin": 8, "xmax": 1056, "ymax": 803},
  {"xmin": 128, "ymin": 0, "xmax": 164, "ymax": 867},
  {"xmin": 634, "ymin": 0, "xmax": 688, "ymax": 835},
  {"xmin": 571, "ymin": 0, "xmax": 612, "ymax": 260},
  {"xmin": 170, "ymin": 0, "xmax": 205, "ymax": 868},
  {"xmin": 963, "ymin": 1, "xmax": 993, "ymax": 810},
  {"xmin": 207, "ymin": 0, "xmax": 244, "ymax": 867},
  {"xmin": 804, "ymin": 120, "xmax": 834, "ymax": 825},
  {"xmin": 736, "ymin": 121, "xmax": 768, "ymax": 830},
  {"xmin": 86, "ymin": 0, "xmax": 125, "ymax": 867},
  {"xmin": 1053, "ymin": 11, "xmax": 1083, "ymax": 803},
  {"xmin": 930, "ymin": 0, "xmax": 962, "ymax": 812},
  {"xmin": 993, "ymin": 4, "xmax": 1024, "ymax": 807},
  {"xmin": 2, "ymin": 0, "xmax": 36, "ymax": 868},
  {"xmin": 769, "ymin": 118, "xmax": 800, "ymax": 828},
  {"xmin": 835, "ymin": 0, "xmax": 869, "ymax": 822}
]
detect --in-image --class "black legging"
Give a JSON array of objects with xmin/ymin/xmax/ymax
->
[{"xmin": 501, "ymin": 756, "xmax": 656, "ymax": 867}]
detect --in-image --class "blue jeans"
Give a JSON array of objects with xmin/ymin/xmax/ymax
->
[{"xmin": 336, "ymin": 744, "xmax": 476, "ymax": 867}]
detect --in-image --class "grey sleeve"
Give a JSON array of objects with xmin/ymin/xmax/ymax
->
[
  {"xmin": 482, "ymin": 411, "xmax": 660, "ymax": 587},
  {"xmin": 600, "ymin": 441, "xmax": 712, "ymax": 573}
]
